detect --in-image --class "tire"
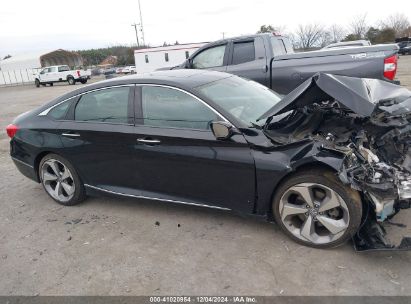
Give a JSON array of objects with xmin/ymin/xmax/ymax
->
[
  {"xmin": 272, "ymin": 168, "xmax": 362, "ymax": 249},
  {"xmin": 35, "ymin": 79, "xmax": 40, "ymax": 88},
  {"xmin": 49, "ymin": 83, "xmax": 53, "ymax": 86},
  {"xmin": 67, "ymin": 76, "xmax": 76, "ymax": 85},
  {"xmin": 39, "ymin": 153, "xmax": 86, "ymax": 206},
  {"xmin": 80, "ymin": 79, "xmax": 87, "ymax": 84}
]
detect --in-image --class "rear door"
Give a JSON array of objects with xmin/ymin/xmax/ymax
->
[
  {"xmin": 225, "ymin": 37, "xmax": 268, "ymax": 85},
  {"xmin": 131, "ymin": 84, "xmax": 256, "ymax": 212},
  {"xmin": 57, "ymin": 85, "xmax": 138, "ymax": 189},
  {"xmin": 190, "ymin": 43, "xmax": 229, "ymax": 72}
]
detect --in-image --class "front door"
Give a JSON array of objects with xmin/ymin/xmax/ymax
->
[
  {"xmin": 39, "ymin": 68, "xmax": 51, "ymax": 82},
  {"xmin": 132, "ymin": 84, "xmax": 256, "ymax": 213}
]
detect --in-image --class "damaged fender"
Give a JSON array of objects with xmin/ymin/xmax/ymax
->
[{"xmin": 260, "ymin": 73, "xmax": 411, "ymax": 251}]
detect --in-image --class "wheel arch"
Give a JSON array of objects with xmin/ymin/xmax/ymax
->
[
  {"xmin": 34, "ymin": 151, "xmax": 53, "ymax": 181},
  {"xmin": 264, "ymin": 160, "xmax": 344, "ymax": 221}
]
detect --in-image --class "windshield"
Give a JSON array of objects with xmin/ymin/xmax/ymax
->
[{"xmin": 196, "ymin": 77, "xmax": 282, "ymax": 126}]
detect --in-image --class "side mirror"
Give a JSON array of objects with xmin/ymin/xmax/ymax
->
[
  {"xmin": 185, "ymin": 59, "xmax": 193, "ymax": 69},
  {"xmin": 211, "ymin": 121, "xmax": 234, "ymax": 140}
]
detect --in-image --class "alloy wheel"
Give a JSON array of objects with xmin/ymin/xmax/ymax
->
[
  {"xmin": 279, "ymin": 182, "xmax": 350, "ymax": 245},
  {"xmin": 41, "ymin": 159, "xmax": 75, "ymax": 203}
]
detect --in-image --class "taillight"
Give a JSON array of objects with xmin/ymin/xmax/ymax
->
[
  {"xmin": 6, "ymin": 124, "xmax": 19, "ymax": 138},
  {"xmin": 384, "ymin": 55, "xmax": 398, "ymax": 80},
  {"xmin": 76, "ymin": 70, "xmax": 80, "ymax": 77}
]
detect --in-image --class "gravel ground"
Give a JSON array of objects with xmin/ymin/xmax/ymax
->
[{"xmin": 1, "ymin": 61, "xmax": 411, "ymax": 296}]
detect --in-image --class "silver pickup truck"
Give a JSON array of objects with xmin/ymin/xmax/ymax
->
[{"xmin": 176, "ymin": 33, "xmax": 399, "ymax": 94}]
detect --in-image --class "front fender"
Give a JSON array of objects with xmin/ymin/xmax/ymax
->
[{"xmin": 253, "ymin": 140, "xmax": 346, "ymax": 215}]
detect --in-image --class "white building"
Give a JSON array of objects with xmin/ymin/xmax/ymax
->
[
  {"xmin": 0, "ymin": 49, "xmax": 84, "ymax": 85},
  {"xmin": 134, "ymin": 43, "xmax": 207, "ymax": 73}
]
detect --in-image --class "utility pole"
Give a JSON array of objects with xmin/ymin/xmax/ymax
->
[
  {"xmin": 221, "ymin": 32, "xmax": 226, "ymax": 39},
  {"xmin": 138, "ymin": 0, "xmax": 145, "ymax": 45},
  {"xmin": 131, "ymin": 23, "xmax": 140, "ymax": 47}
]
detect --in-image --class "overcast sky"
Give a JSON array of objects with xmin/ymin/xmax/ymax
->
[{"xmin": 1, "ymin": 0, "xmax": 410, "ymax": 57}]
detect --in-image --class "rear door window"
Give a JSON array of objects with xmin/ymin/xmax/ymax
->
[
  {"xmin": 74, "ymin": 87, "xmax": 132, "ymax": 124},
  {"xmin": 231, "ymin": 41, "xmax": 255, "ymax": 65},
  {"xmin": 58, "ymin": 66, "xmax": 70, "ymax": 72},
  {"xmin": 48, "ymin": 98, "xmax": 74, "ymax": 120}
]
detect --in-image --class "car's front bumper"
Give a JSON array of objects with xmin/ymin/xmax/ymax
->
[{"xmin": 353, "ymin": 215, "xmax": 411, "ymax": 251}]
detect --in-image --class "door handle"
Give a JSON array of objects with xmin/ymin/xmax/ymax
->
[
  {"xmin": 62, "ymin": 132, "xmax": 80, "ymax": 137},
  {"xmin": 137, "ymin": 138, "xmax": 161, "ymax": 145}
]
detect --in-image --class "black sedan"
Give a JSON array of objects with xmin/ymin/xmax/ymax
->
[{"xmin": 7, "ymin": 70, "xmax": 411, "ymax": 250}]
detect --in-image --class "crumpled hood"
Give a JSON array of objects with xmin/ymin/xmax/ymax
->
[{"xmin": 258, "ymin": 73, "xmax": 411, "ymax": 120}]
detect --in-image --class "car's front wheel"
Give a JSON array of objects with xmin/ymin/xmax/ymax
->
[
  {"xmin": 39, "ymin": 154, "xmax": 86, "ymax": 206},
  {"xmin": 272, "ymin": 168, "xmax": 362, "ymax": 248}
]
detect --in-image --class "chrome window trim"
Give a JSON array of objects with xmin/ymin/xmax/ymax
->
[
  {"xmin": 84, "ymin": 184, "xmax": 231, "ymax": 211},
  {"xmin": 38, "ymin": 83, "xmax": 232, "ymax": 126},
  {"xmin": 138, "ymin": 83, "xmax": 231, "ymax": 124},
  {"xmin": 38, "ymin": 84, "xmax": 135, "ymax": 116}
]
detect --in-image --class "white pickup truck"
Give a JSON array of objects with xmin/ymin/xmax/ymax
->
[
  {"xmin": 121, "ymin": 66, "xmax": 137, "ymax": 74},
  {"xmin": 34, "ymin": 65, "xmax": 91, "ymax": 87}
]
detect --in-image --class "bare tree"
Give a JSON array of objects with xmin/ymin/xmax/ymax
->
[
  {"xmin": 349, "ymin": 14, "xmax": 368, "ymax": 39},
  {"xmin": 329, "ymin": 24, "xmax": 346, "ymax": 43},
  {"xmin": 285, "ymin": 32, "xmax": 299, "ymax": 49},
  {"xmin": 257, "ymin": 25, "xmax": 275, "ymax": 33},
  {"xmin": 380, "ymin": 13, "xmax": 411, "ymax": 37},
  {"xmin": 319, "ymin": 31, "xmax": 332, "ymax": 47},
  {"xmin": 295, "ymin": 23, "xmax": 325, "ymax": 49},
  {"xmin": 257, "ymin": 24, "xmax": 287, "ymax": 34}
]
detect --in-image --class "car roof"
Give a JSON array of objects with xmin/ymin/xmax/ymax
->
[
  {"xmin": 42, "ymin": 69, "xmax": 234, "ymax": 108},
  {"xmin": 98, "ymin": 69, "xmax": 232, "ymax": 89},
  {"xmin": 202, "ymin": 33, "xmax": 275, "ymax": 46}
]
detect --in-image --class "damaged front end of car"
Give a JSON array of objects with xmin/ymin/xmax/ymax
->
[{"xmin": 259, "ymin": 73, "xmax": 411, "ymax": 251}]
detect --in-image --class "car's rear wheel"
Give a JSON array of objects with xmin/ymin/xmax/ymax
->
[
  {"xmin": 39, "ymin": 154, "xmax": 86, "ymax": 206},
  {"xmin": 272, "ymin": 168, "xmax": 362, "ymax": 248},
  {"xmin": 80, "ymin": 79, "xmax": 87, "ymax": 84}
]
